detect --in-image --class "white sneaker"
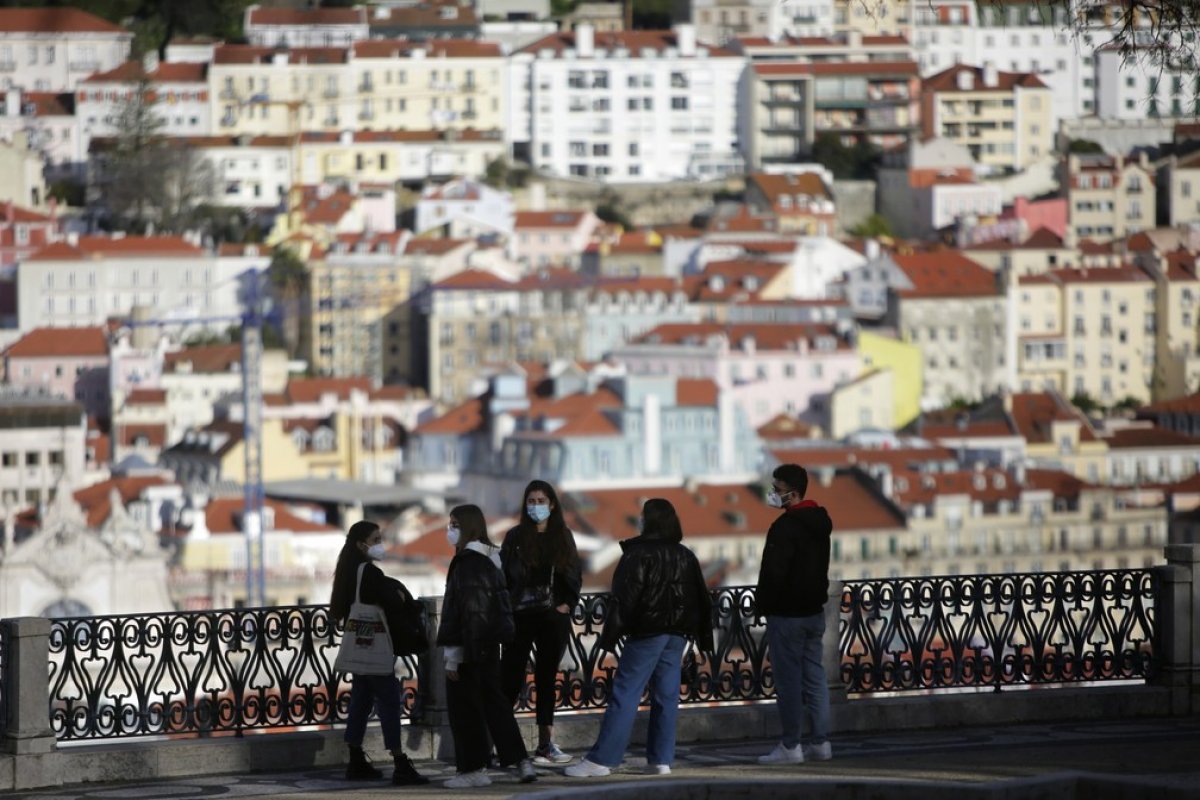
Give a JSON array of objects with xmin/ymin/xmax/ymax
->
[
  {"xmin": 564, "ymin": 758, "xmax": 612, "ymax": 777},
  {"xmin": 758, "ymin": 742, "xmax": 804, "ymax": 765},
  {"xmin": 444, "ymin": 769, "xmax": 492, "ymax": 788},
  {"xmin": 803, "ymin": 741, "xmax": 832, "ymax": 761},
  {"xmin": 517, "ymin": 758, "xmax": 538, "ymax": 783},
  {"xmin": 645, "ymin": 764, "xmax": 671, "ymax": 775}
]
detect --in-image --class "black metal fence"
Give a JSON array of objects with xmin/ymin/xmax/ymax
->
[
  {"xmin": 840, "ymin": 570, "xmax": 1156, "ymax": 692},
  {"xmin": 47, "ymin": 606, "xmax": 419, "ymax": 741},
  {"xmin": 29, "ymin": 569, "xmax": 1157, "ymax": 742}
]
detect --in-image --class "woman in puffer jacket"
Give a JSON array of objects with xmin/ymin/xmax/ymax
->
[
  {"xmin": 436, "ymin": 504, "xmax": 536, "ymax": 789},
  {"xmin": 565, "ymin": 498, "xmax": 714, "ymax": 778}
]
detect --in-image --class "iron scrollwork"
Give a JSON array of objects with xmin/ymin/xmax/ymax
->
[
  {"xmin": 839, "ymin": 570, "xmax": 1156, "ymax": 693},
  {"xmin": 47, "ymin": 606, "xmax": 419, "ymax": 741}
]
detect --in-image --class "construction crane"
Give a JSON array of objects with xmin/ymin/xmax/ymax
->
[{"xmin": 124, "ymin": 270, "xmax": 269, "ymax": 607}]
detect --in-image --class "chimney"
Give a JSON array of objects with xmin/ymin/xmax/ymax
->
[
  {"xmin": 66, "ymin": 231, "xmax": 80, "ymax": 247},
  {"xmin": 847, "ymin": 30, "xmax": 862, "ymax": 49},
  {"xmin": 642, "ymin": 392, "xmax": 661, "ymax": 475},
  {"xmin": 982, "ymin": 61, "xmax": 998, "ymax": 88},
  {"xmin": 576, "ymin": 23, "xmax": 595, "ymax": 57},
  {"xmin": 4, "ymin": 88, "xmax": 19, "ymax": 118},
  {"xmin": 818, "ymin": 467, "xmax": 835, "ymax": 487},
  {"xmin": 877, "ymin": 465, "xmax": 894, "ymax": 498},
  {"xmin": 675, "ymin": 23, "xmax": 696, "ymax": 57}
]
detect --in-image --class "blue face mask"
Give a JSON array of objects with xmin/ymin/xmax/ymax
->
[{"xmin": 527, "ymin": 504, "xmax": 551, "ymax": 523}]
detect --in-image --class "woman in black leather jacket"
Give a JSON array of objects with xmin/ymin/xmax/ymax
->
[
  {"xmin": 436, "ymin": 504, "xmax": 536, "ymax": 789},
  {"xmin": 499, "ymin": 479, "xmax": 582, "ymax": 765},
  {"xmin": 565, "ymin": 498, "xmax": 713, "ymax": 779}
]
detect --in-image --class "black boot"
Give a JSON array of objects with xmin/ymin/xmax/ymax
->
[
  {"xmin": 392, "ymin": 752, "xmax": 430, "ymax": 786},
  {"xmin": 346, "ymin": 745, "xmax": 382, "ymax": 780}
]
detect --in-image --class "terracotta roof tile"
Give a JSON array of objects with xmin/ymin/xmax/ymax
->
[
  {"xmin": 70, "ymin": 475, "xmax": 172, "ymax": 527},
  {"xmin": 753, "ymin": 60, "xmax": 919, "ymax": 77},
  {"xmin": 1009, "ymin": 392, "xmax": 1098, "ymax": 444},
  {"xmin": 522, "ymin": 30, "xmax": 737, "ymax": 58},
  {"xmin": 757, "ymin": 413, "xmax": 814, "ymax": 439},
  {"xmin": 748, "ymin": 171, "xmax": 834, "ymax": 204},
  {"xmin": 1139, "ymin": 391, "xmax": 1200, "ymax": 415},
  {"xmin": 3, "ymin": 326, "xmax": 108, "ymax": 358},
  {"xmin": 431, "ymin": 268, "xmax": 515, "ymax": 290},
  {"xmin": 514, "ymin": 211, "xmax": 589, "ymax": 229},
  {"xmin": 125, "ymin": 388, "xmax": 167, "ymax": 405},
  {"xmin": 1105, "ymin": 427, "xmax": 1200, "ymax": 449},
  {"xmin": 414, "ymin": 397, "xmax": 485, "ymax": 435},
  {"xmin": 923, "ymin": 63, "xmax": 1049, "ymax": 93},
  {"xmin": 403, "ymin": 238, "xmax": 471, "ymax": 256},
  {"xmin": 27, "ymin": 235, "xmax": 203, "ymax": 261},
  {"xmin": 676, "ymin": 378, "xmax": 719, "ymax": 407},
  {"xmin": 117, "ymin": 423, "xmax": 168, "ymax": 447},
  {"xmin": 247, "ymin": 7, "xmax": 366, "ymax": 25},
  {"xmin": 638, "ymin": 322, "xmax": 845, "ymax": 351},
  {"xmin": 286, "ymin": 377, "xmax": 372, "ymax": 404},
  {"xmin": 770, "ymin": 445, "xmax": 957, "ymax": 471},
  {"xmin": 0, "ymin": 8, "xmax": 126, "ymax": 34},
  {"xmin": 353, "ymin": 39, "xmax": 501, "ymax": 59},
  {"xmin": 19, "ymin": 92, "xmax": 74, "ymax": 117},
  {"xmin": 894, "ymin": 251, "xmax": 999, "ymax": 298},
  {"xmin": 163, "ymin": 344, "xmax": 242, "ymax": 374},
  {"xmin": 214, "ymin": 45, "xmax": 350, "ymax": 65},
  {"xmin": 205, "ymin": 497, "xmax": 338, "ymax": 535}
]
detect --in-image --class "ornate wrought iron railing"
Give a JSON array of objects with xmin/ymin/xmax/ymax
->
[
  {"xmin": 42, "ymin": 569, "xmax": 1157, "ymax": 741},
  {"xmin": 839, "ymin": 570, "xmax": 1156, "ymax": 693},
  {"xmin": 48, "ymin": 606, "xmax": 420, "ymax": 741}
]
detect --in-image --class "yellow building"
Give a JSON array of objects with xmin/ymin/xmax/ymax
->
[
  {"xmin": 857, "ymin": 330, "xmax": 922, "ymax": 427},
  {"xmin": 1015, "ymin": 264, "xmax": 1157, "ymax": 405},
  {"xmin": 1008, "ymin": 391, "xmax": 1110, "ymax": 483},
  {"xmin": 209, "ymin": 40, "xmax": 507, "ymax": 137},
  {"xmin": 829, "ymin": 368, "xmax": 895, "ymax": 437},
  {"xmin": 1143, "ymin": 249, "xmax": 1200, "ymax": 400},
  {"xmin": 920, "ymin": 63, "xmax": 1052, "ymax": 173},
  {"xmin": 1063, "ymin": 152, "xmax": 1156, "ymax": 245}
]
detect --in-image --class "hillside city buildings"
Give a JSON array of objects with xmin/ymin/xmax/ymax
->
[{"xmin": 1, "ymin": 1, "xmax": 1200, "ymax": 619}]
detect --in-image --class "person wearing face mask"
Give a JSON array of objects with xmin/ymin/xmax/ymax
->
[
  {"xmin": 754, "ymin": 464, "xmax": 834, "ymax": 765},
  {"xmin": 437, "ymin": 505, "xmax": 537, "ymax": 788},
  {"xmin": 499, "ymin": 479, "xmax": 582, "ymax": 765},
  {"xmin": 328, "ymin": 520, "xmax": 430, "ymax": 785}
]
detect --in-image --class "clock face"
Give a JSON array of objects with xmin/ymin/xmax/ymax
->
[{"xmin": 40, "ymin": 598, "xmax": 93, "ymax": 618}]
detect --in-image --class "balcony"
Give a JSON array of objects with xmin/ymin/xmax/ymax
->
[
  {"xmin": 68, "ymin": 60, "xmax": 99, "ymax": 72},
  {"xmin": 323, "ymin": 87, "xmax": 339, "ymax": 98},
  {"xmin": 0, "ymin": 60, "xmax": 16, "ymax": 72}
]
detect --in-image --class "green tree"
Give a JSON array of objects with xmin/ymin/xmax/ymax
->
[
  {"xmin": 849, "ymin": 214, "xmax": 894, "ymax": 238},
  {"xmin": 596, "ymin": 199, "xmax": 632, "ymax": 229},
  {"xmin": 266, "ymin": 245, "xmax": 309, "ymax": 358},
  {"xmin": 484, "ymin": 156, "xmax": 510, "ymax": 189},
  {"xmin": 1071, "ymin": 391, "xmax": 1102, "ymax": 415},
  {"xmin": 1068, "ymin": 139, "xmax": 1106, "ymax": 154},
  {"xmin": 811, "ymin": 133, "xmax": 880, "ymax": 180}
]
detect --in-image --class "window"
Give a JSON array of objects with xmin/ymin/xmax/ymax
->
[{"xmin": 671, "ymin": 97, "xmax": 688, "ymax": 111}]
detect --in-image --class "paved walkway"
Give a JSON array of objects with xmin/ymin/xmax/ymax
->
[{"xmin": 7, "ymin": 715, "xmax": 1200, "ymax": 800}]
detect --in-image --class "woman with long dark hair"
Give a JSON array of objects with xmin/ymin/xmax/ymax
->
[
  {"xmin": 565, "ymin": 498, "xmax": 713, "ymax": 778},
  {"xmin": 499, "ymin": 479, "xmax": 582, "ymax": 765},
  {"xmin": 329, "ymin": 520, "xmax": 429, "ymax": 785},
  {"xmin": 438, "ymin": 504, "xmax": 537, "ymax": 788}
]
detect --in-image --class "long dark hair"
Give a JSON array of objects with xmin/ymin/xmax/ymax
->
[
  {"xmin": 641, "ymin": 498, "xmax": 683, "ymax": 544},
  {"xmin": 329, "ymin": 520, "xmax": 378, "ymax": 621},
  {"xmin": 451, "ymin": 504, "xmax": 492, "ymax": 547},
  {"xmin": 515, "ymin": 479, "xmax": 578, "ymax": 571}
]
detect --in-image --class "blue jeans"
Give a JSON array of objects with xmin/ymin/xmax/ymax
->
[
  {"xmin": 344, "ymin": 673, "xmax": 403, "ymax": 751},
  {"xmin": 766, "ymin": 614, "xmax": 830, "ymax": 748},
  {"xmin": 587, "ymin": 634, "xmax": 686, "ymax": 768}
]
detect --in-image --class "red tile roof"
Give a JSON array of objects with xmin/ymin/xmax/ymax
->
[
  {"xmin": 84, "ymin": 60, "xmax": 206, "ymax": 84},
  {"xmin": 676, "ymin": 378, "xmax": 719, "ymax": 407},
  {"xmin": 1139, "ymin": 392, "xmax": 1200, "ymax": 415},
  {"xmin": 205, "ymin": 497, "xmax": 338, "ymax": 535},
  {"xmin": 431, "ymin": 268, "xmax": 516, "ymax": 290},
  {"xmin": 522, "ymin": 30, "xmax": 737, "ymax": 58},
  {"xmin": 413, "ymin": 397, "xmax": 485, "ymax": 435},
  {"xmin": 1049, "ymin": 265, "xmax": 1150, "ymax": 285},
  {"xmin": 125, "ymin": 388, "xmax": 167, "ymax": 405},
  {"xmin": 0, "ymin": 8, "xmax": 126, "ymax": 33},
  {"xmin": 1009, "ymin": 392, "xmax": 1098, "ymax": 444},
  {"xmin": 27, "ymin": 235, "xmax": 203, "ymax": 261},
  {"xmin": 353, "ymin": 39, "xmax": 502, "ymax": 59},
  {"xmin": 247, "ymin": 7, "xmax": 366, "ymax": 25},
  {"xmin": 893, "ymin": 251, "xmax": 999, "ymax": 298},
  {"xmin": 286, "ymin": 377, "xmax": 372, "ymax": 404},
  {"xmin": 637, "ymin": 322, "xmax": 846, "ymax": 351},
  {"xmin": 71, "ymin": 475, "xmax": 172, "ymax": 527},
  {"xmin": 18, "ymin": 92, "xmax": 74, "ymax": 117},
  {"xmin": 163, "ymin": 344, "xmax": 242, "ymax": 374},
  {"xmin": 748, "ymin": 171, "xmax": 834, "ymax": 204},
  {"xmin": 923, "ymin": 63, "xmax": 1049, "ymax": 93},
  {"xmin": 757, "ymin": 413, "xmax": 814, "ymax": 440},
  {"xmin": 117, "ymin": 423, "xmax": 168, "ymax": 447},
  {"xmin": 3, "ymin": 326, "xmax": 108, "ymax": 358},
  {"xmin": 1105, "ymin": 427, "xmax": 1200, "ymax": 449},
  {"xmin": 403, "ymin": 238, "xmax": 472, "ymax": 256},
  {"xmin": 214, "ymin": 45, "xmax": 350, "ymax": 65},
  {"xmin": 514, "ymin": 211, "xmax": 589, "ymax": 229}
]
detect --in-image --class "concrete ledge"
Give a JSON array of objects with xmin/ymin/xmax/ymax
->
[
  {"xmin": 512, "ymin": 773, "xmax": 1200, "ymax": 800},
  {"xmin": 0, "ymin": 683, "xmax": 1176, "ymax": 791}
]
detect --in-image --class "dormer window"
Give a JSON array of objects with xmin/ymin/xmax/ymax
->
[
  {"xmin": 313, "ymin": 426, "xmax": 335, "ymax": 452},
  {"xmin": 992, "ymin": 474, "xmax": 1006, "ymax": 489},
  {"xmin": 709, "ymin": 275, "xmax": 725, "ymax": 292}
]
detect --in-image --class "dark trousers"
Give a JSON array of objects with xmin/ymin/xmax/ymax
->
[
  {"xmin": 501, "ymin": 609, "xmax": 571, "ymax": 727},
  {"xmin": 344, "ymin": 673, "xmax": 402, "ymax": 751},
  {"xmin": 446, "ymin": 650, "xmax": 528, "ymax": 773}
]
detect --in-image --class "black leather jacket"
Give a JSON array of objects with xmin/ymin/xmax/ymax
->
[
  {"xmin": 599, "ymin": 532, "xmax": 714, "ymax": 652},
  {"xmin": 436, "ymin": 542, "xmax": 515, "ymax": 665},
  {"xmin": 500, "ymin": 525, "xmax": 583, "ymax": 612}
]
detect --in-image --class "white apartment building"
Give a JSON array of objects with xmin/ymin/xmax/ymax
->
[
  {"xmin": 189, "ymin": 135, "xmax": 293, "ymax": 209},
  {"xmin": 0, "ymin": 7, "xmax": 132, "ymax": 92},
  {"xmin": 15, "ymin": 234, "xmax": 246, "ymax": 334},
  {"xmin": 243, "ymin": 5, "xmax": 369, "ymax": 48},
  {"xmin": 0, "ymin": 88, "xmax": 83, "ymax": 181},
  {"xmin": 687, "ymin": 0, "xmax": 783, "ymax": 44},
  {"xmin": 77, "ymin": 61, "xmax": 211, "ymax": 156},
  {"xmin": 0, "ymin": 396, "xmax": 87, "ymax": 511},
  {"xmin": 415, "ymin": 178, "xmax": 515, "ymax": 237},
  {"xmin": 1095, "ymin": 46, "xmax": 1200, "ymax": 120},
  {"xmin": 516, "ymin": 24, "xmax": 745, "ymax": 182}
]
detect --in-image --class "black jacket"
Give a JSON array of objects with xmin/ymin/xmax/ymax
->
[
  {"xmin": 341, "ymin": 562, "xmax": 418, "ymax": 658},
  {"xmin": 436, "ymin": 542, "xmax": 514, "ymax": 665},
  {"xmin": 599, "ymin": 532, "xmax": 714, "ymax": 652},
  {"xmin": 754, "ymin": 501, "xmax": 833, "ymax": 618},
  {"xmin": 500, "ymin": 525, "xmax": 583, "ymax": 612}
]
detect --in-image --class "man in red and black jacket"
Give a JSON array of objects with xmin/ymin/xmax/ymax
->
[{"xmin": 754, "ymin": 463, "xmax": 834, "ymax": 765}]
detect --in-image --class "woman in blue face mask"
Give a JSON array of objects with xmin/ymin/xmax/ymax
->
[{"xmin": 499, "ymin": 479, "xmax": 583, "ymax": 765}]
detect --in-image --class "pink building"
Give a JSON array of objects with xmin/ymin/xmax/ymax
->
[
  {"xmin": 0, "ymin": 202, "xmax": 59, "ymax": 271},
  {"xmin": 510, "ymin": 210, "xmax": 601, "ymax": 269},
  {"xmin": 612, "ymin": 322, "xmax": 861, "ymax": 428},
  {"xmin": 2, "ymin": 326, "xmax": 111, "ymax": 419}
]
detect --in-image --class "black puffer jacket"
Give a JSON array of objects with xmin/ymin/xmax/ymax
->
[
  {"xmin": 500, "ymin": 525, "xmax": 583, "ymax": 612},
  {"xmin": 598, "ymin": 532, "xmax": 714, "ymax": 652},
  {"xmin": 754, "ymin": 500, "xmax": 832, "ymax": 618},
  {"xmin": 436, "ymin": 542, "xmax": 515, "ymax": 666}
]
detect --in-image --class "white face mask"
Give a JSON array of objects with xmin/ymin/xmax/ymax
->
[
  {"xmin": 446, "ymin": 525, "xmax": 461, "ymax": 547},
  {"xmin": 766, "ymin": 491, "xmax": 785, "ymax": 508},
  {"xmin": 366, "ymin": 542, "xmax": 386, "ymax": 560}
]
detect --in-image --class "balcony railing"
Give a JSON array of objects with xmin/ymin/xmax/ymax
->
[{"xmin": 7, "ymin": 568, "xmax": 1159, "ymax": 744}]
